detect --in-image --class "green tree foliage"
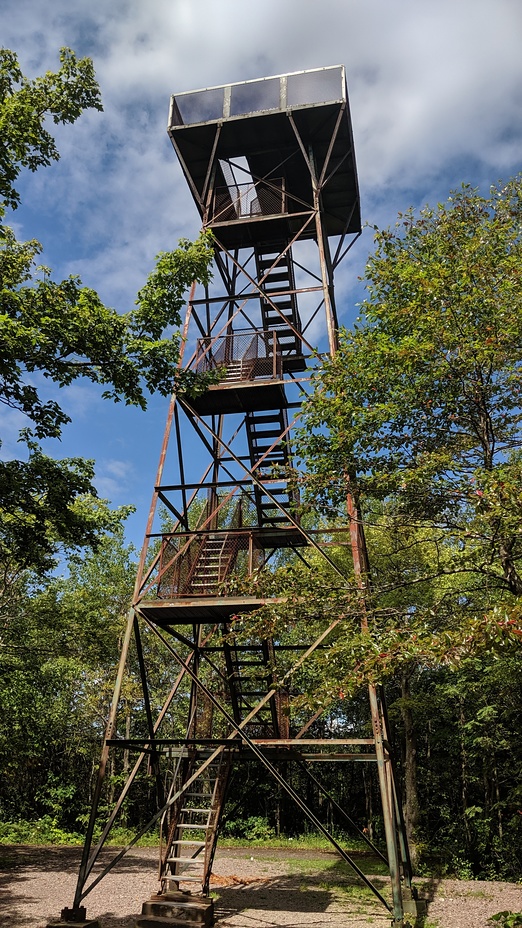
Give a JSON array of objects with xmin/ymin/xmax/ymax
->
[
  {"xmin": 0, "ymin": 47, "xmax": 214, "ymax": 576},
  {"xmin": 0, "ymin": 47, "xmax": 103, "ymax": 215},
  {"xmin": 288, "ymin": 178, "xmax": 522, "ymax": 872},
  {"xmin": 0, "ymin": 529, "xmax": 187, "ymax": 830},
  {"xmin": 393, "ymin": 651, "xmax": 522, "ymax": 879},
  {"xmin": 298, "ymin": 178, "xmax": 522, "ymax": 596},
  {"xmin": 0, "ymin": 530, "xmax": 136, "ymax": 824}
]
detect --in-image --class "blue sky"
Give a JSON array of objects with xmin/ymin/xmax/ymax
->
[{"xmin": 2, "ymin": 0, "xmax": 522, "ymax": 550}]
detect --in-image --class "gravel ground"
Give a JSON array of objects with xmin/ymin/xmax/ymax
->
[{"xmin": 1, "ymin": 845, "xmax": 521, "ymax": 928}]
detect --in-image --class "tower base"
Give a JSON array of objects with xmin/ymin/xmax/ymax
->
[
  {"xmin": 47, "ymin": 907, "xmax": 100, "ymax": 928},
  {"xmin": 399, "ymin": 886, "xmax": 428, "ymax": 927},
  {"xmin": 136, "ymin": 891, "xmax": 214, "ymax": 927}
]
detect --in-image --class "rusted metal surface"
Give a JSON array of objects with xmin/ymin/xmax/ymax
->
[{"xmin": 65, "ymin": 65, "xmax": 417, "ymax": 928}]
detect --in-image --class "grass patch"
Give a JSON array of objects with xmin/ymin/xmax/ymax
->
[
  {"xmin": 221, "ymin": 833, "xmax": 374, "ymax": 851},
  {"xmin": 0, "ymin": 818, "xmax": 160, "ymax": 848}
]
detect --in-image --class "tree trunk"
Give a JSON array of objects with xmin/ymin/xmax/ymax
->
[
  {"xmin": 459, "ymin": 698, "xmax": 472, "ymax": 847},
  {"xmin": 362, "ymin": 764, "xmax": 374, "ymax": 840},
  {"xmin": 401, "ymin": 671, "xmax": 420, "ymax": 869}
]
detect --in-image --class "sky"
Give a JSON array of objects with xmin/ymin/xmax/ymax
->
[{"xmin": 2, "ymin": 0, "xmax": 522, "ymax": 551}]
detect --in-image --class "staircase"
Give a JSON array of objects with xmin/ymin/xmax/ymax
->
[
  {"xmin": 188, "ymin": 534, "xmax": 231, "ymax": 596},
  {"xmin": 254, "ymin": 245, "xmax": 305, "ymax": 370},
  {"xmin": 161, "ymin": 751, "xmax": 232, "ymax": 894},
  {"xmin": 222, "ymin": 358, "xmax": 245, "ymax": 383},
  {"xmin": 245, "ymin": 409, "xmax": 299, "ymax": 534},
  {"xmin": 224, "ymin": 639, "xmax": 290, "ymax": 739}
]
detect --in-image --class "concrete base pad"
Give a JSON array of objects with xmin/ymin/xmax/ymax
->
[
  {"xmin": 136, "ymin": 891, "xmax": 214, "ymax": 928},
  {"xmin": 400, "ymin": 888, "xmax": 428, "ymax": 927},
  {"xmin": 46, "ymin": 922, "xmax": 100, "ymax": 928}
]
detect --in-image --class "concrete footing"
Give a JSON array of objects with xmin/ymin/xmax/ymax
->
[
  {"xmin": 46, "ymin": 909, "xmax": 100, "ymax": 928},
  {"xmin": 397, "ymin": 887, "xmax": 428, "ymax": 926},
  {"xmin": 135, "ymin": 891, "xmax": 214, "ymax": 928},
  {"xmin": 46, "ymin": 916, "xmax": 100, "ymax": 928},
  {"xmin": 47, "ymin": 922, "xmax": 100, "ymax": 928}
]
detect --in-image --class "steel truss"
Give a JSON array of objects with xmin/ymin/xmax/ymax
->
[{"xmin": 63, "ymin": 67, "xmax": 420, "ymax": 928}]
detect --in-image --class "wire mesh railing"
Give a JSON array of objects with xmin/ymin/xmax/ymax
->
[
  {"xmin": 169, "ymin": 66, "xmax": 345, "ymax": 127},
  {"xmin": 195, "ymin": 330, "xmax": 283, "ymax": 382},
  {"xmin": 211, "ymin": 179, "xmax": 285, "ymax": 222},
  {"xmin": 157, "ymin": 529, "xmax": 263, "ymax": 599}
]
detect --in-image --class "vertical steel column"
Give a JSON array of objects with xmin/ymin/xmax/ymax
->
[
  {"xmin": 312, "ymin": 150, "xmax": 409, "ymax": 918},
  {"xmin": 70, "ymin": 608, "xmax": 135, "ymax": 912}
]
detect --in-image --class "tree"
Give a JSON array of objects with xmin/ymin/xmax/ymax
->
[
  {"xmin": 291, "ymin": 178, "xmax": 522, "ymax": 865},
  {"xmin": 0, "ymin": 47, "xmax": 102, "ymax": 215},
  {"xmin": 0, "ymin": 48, "xmax": 214, "ymax": 576},
  {"xmin": 297, "ymin": 177, "xmax": 522, "ymax": 598},
  {"xmin": 0, "ymin": 528, "xmax": 136, "ymax": 827}
]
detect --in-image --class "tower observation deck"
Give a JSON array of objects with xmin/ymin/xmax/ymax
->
[
  {"xmin": 62, "ymin": 67, "xmax": 420, "ymax": 928},
  {"xmin": 168, "ymin": 65, "xmax": 360, "ymax": 247}
]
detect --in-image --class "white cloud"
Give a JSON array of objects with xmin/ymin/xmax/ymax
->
[
  {"xmin": 7, "ymin": 0, "xmax": 522, "ymax": 307},
  {"xmin": 94, "ymin": 457, "xmax": 135, "ymax": 500},
  {"xmin": 3, "ymin": 0, "xmax": 522, "ymax": 544}
]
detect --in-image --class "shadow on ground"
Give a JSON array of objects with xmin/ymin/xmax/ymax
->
[
  {"xmin": 0, "ymin": 846, "xmax": 392, "ymax": 928},
  {"xmin": 211, "ymin": 870, "xmax": 390, "ymax": 927},
  {"xmin": 0, "ymin": 845, "xmax": 157, "ymax": 875}
]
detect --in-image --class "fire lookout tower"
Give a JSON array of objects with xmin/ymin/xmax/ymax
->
[{"xmin": 64, "ymin": 67, "xmax": 420, "ymax": 928}]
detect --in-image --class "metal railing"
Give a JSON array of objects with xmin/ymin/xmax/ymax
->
[
  {"xmin": 195, "ymin": 331, "xmax": 283, "ymax": 383},
  {"xmin": 211, "ymin": 179, "xmax": 285, "ymax": 222},
  {"xmin": 169, "ymin": 66, "xmax": 345, "ymax": 127},
  {"xmin": 157, "ymin": 529, "xmax": 263, "ymax": 599}
]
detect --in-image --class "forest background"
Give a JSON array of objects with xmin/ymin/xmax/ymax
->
[{"xmin": 1, "ymin": 27, "xmax": 522, "ymax": 890}]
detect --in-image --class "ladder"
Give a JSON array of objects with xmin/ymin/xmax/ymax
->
[
  {"xmin": 162, "ymin": 751, "xmax": 232, "ymax": 895},
  {"xmin": 254, "ymin": 245, "xmax": 305, "ymax": 370},
  {"xmin": 245, "ymin": 409, "xmax": 298, "ymax": 532},
  {"xmin": 224, "ymin": 639, "xmax": 289, "ymax": 739}
]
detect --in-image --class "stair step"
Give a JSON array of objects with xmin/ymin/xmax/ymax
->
[
  {"xmin": 248, "ymin": 412, "xmax": 285, "ymax": 423},
  {"xmin": 260, "ymin": 500, "xmax": 291, "ymax": 508},
  {"xmin": 177, "ymin": 823, "xmax": 209, "ymax": 830},
  {"xmin": 259, "ymin": 256, "xmax": 289, "ymax": 266},
  {"xmin": 248, "ymin": 422, "xmax": 285, "ymax": 432},
  {"xmin": 172, "ymin": 875, "xmax": 205, "ymax": 883},
  {"xmin": 262, "ymin": 273, "xmax": 290, "ymax": 284},
  {"xmin": 232, "ymin": 660, "xmax": 266, "ymax": 667},
  {"xmin": 263, "ymin": 310, "xmax": 294, "ymax": 320},
  {"xmin": 181, "ymin": 807, "xmax": 211, "ymax": 814},
  {"xmin": 263, "ymin": 300, "xmax": 294, "ymax": 309},
  {"xmin": 258, "ymin": 256, "xmax": 289, "ymax": 265},
  {"xmin": 249, "ymin": 432, "xmax": 285, "ymax": 441},
  {"xmin": 167, "ymin": 857, "xmax": 205, "ymax": 865},
  {"xmin": 263, "ymin": 302, "xmax": 295, "ymax": 312},
  {"xmin": 250, "ymin": 441, "xmax": 285, "ymax": 451},
  {"xmin": 262, "ymin": 269, "xmax": 291, "ymax": 278},
  {"xmin": 138, "ymin": 892, "xmax": 214, "ymax": 928},
  {"xmin": 170, "ymin": 840, "xmax": 206, "ymax": 846},
  {"xmin": 249, "ymin": 423, "xmax": 284, "ymax": 433}
]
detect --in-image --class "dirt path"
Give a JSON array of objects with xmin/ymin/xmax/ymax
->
[{"xmin": 1, "ymin": 845, "xmax": 521, "ymax": 928}]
